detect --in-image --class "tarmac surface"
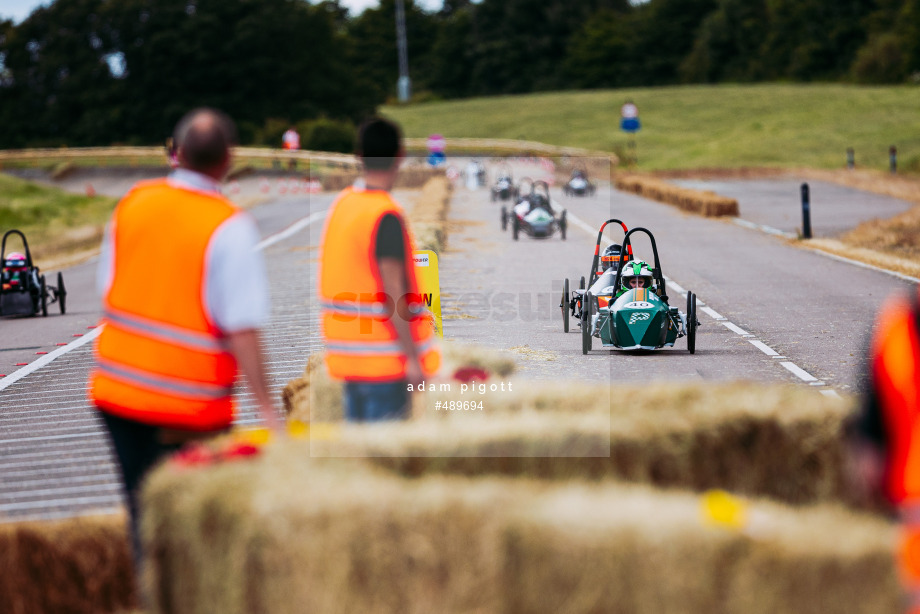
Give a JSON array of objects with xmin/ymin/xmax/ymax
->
[
  {"xmin": 0, "ymin": 161, "xmax": 915, "ymax": 522},
  {"xmin": 673, "ymin": 178, "xmax": 914, "ymax": 238}
]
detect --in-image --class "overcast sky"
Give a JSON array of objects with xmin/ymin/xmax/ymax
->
[{"xmin": 1, "ymin": 0, "xmax": 446, "ymax": 24}]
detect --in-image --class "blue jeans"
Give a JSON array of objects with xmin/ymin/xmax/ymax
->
[{"xmin": 344, "ymin": 381, "xmax": 409, "ymax": 422}]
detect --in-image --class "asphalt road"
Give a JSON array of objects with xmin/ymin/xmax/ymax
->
[
  {"xmin": 672, "ymin": 178, "xmax": 914, "ymax": 238},
  {"xmin": 0, "ymin": 162, "xmax": 915, "ymax": 522},
  {"xmin": 442, "ymin": 164, "xmax": 913, "ymax": 392}
]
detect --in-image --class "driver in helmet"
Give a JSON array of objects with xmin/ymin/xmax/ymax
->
[
  {"xmin": 599, "ymin": 244, "xmax": 623, "ymax": 273},
  {"xmin": 2, "ymin": 252, "xmax": 29, "ymax": 290},
  {"xmin": 620, "ymin": 260, "xmax": 654, "ymax": 292}
]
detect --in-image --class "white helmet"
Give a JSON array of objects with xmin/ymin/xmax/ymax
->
[{"xmin": 621, "ymin": 260, "xmax": 654, "ymax": 290}]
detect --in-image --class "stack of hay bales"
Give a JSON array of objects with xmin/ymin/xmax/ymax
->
[
  {"xmin": 615, "ymin": 174, "xmax": 739, "ymax": 217},
  {"xmin": 286, "ymin": 349, "xmax": 851, "ymax": 504},
  {"xmin": 408, "ymin": 176, "xmax": 453, "ymax": 253},
  {"xmin": 142, "ymin": 439, "xmax": 899, "ymax": 614},
  {"xmin": 0, "ymin": 514, "xmax": 136, "ymax": 614},
  {"xmin": 142, "ymin": 344, "xmax": 902, "ymax": 614}
]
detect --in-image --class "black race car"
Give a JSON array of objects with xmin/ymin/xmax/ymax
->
[
  {"xmin": 502, "ymin": 180, "xmax": 567, "ymax": 240},
  {"xmin": 562, "ymin": 167, "xmax": 595, "ymax": 197},
  {"xmin": 0, "ymin": 230, "xmax": 66, "ymax": 317},
  {"xmin": 490, "ymin": 164, "xmax": 515, "ymax": 202}
]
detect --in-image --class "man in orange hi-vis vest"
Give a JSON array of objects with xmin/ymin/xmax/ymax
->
[
  {"xmin": 318, "ymin": 116, "xmax": 440, "ymax": 421},
  {"xmin": 849, "ymin": 288, "xmax": 920, "ymax": 613},
  {"xmin": 89, "ymin": 108, "xmax": 280, "ymax": 569}
]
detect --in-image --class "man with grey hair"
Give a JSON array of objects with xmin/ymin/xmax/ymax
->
[{"xmin": 89, "ymin": 107, "xmax": 279, "ymax": 575}]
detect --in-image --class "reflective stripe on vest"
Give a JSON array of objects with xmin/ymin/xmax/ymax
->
[
  {"xmin": 89, "ymin": 179, "xmax": 239, "ymax": 428},
  {"xmin": 320, "ymin": 299, "xmax": 390, "ymax": 317},
  {"xmin": 326, "ymin": 336, "xmax": 437, "ymax": 356},
  {"xmin": 321, "ymin": 299, "xmax": 429, "ymax": 319},
  {"xmin": 104, "ymin": 308, "xmax": 228, "ymax": 353},
  {"xmin": 96, "ymin": 359, "xmax": 233, "ymax": 400}
]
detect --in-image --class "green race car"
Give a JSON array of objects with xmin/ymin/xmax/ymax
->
[{"xmin": 578, "ymin": 227, "xmax": 698, "ymax": 355}]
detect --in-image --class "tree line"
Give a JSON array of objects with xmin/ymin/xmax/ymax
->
[{"xmin": 1, "ymin": 0, "xmax": 917, "ymax": 149}]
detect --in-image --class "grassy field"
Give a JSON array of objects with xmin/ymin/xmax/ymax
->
[
  {"xmin": 382, "ymin": 84, "xmax": 920, "ymax": 172},
  {"xmin": 0, "ymin": 173, "xmax": 117, "ymax": 265}
]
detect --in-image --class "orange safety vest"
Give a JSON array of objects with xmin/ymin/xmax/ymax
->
[
  {"xmin": 318, "ymin": 187, "xmax": 440, "ymax": 382},
  {"xmin": 869, "ymin": 291, "xmax": 920, "ymax": 613},
  {"xmin": 89, "ymin": 180, "xmax": 239, "ymax": 431}
]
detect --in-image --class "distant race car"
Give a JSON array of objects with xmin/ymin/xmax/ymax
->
[
  {"xmin": 564, "ymin": 224, "xmax": 698, "ymax": 354},
  {"xmin": 464, "ymin": 159, "xmax": 487, "ymax": 189},
  {"xmin": 562, "ymin": 167, "xmax": 595, "ymax": 197},
  {"xmin": 501, "ymin": 179, "xmax": 567, "ymax": 240},
  {"xmin": 0, "ymin": 230, "xmax": 67, "ymax": 318},
  {"xmin": 500, "ymin": 176, "xmax": 532, "ymax": 231},
  {"xmin": 490, "ymin": 164, "xmax": 515, "ymax": 202}
]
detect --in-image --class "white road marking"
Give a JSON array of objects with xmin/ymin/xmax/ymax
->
[
  {"xmin": 801, "ymin": 247, "xmax": 920, "ymax": 284},
  {"xmin": 734, "ymin": 216, "xmax": 920, "ymax": 284},
  {"xmin": 257, "ymin": 209, "xmax": 328, "ymax": 250},
  {"xmin": 665, "ymin": 279, "xmax": 687, "ymax": 295},
  {"xmin": 0, "ymin": 329, "xmax": 101, "ymax": 392},
  {"xmin": 722, "ymin": 322, "xmax": 753, "ymax": 337},
  {"xmin": 748, "ymin": 339, "xmax": 780, "ymax": 356},
  {"xmin": 564, "ymin": 210, "xmax": 601, "ymax": 238},
  {"xmin": 701, "ymin": 306, "xmax": 726, "ymax": 320},
  {"xmin": 733, "ymin": 218, "xmax": 796, "ymax": 239},
  {"xmin": 780, "ymin": 361, "xmax": 818, "ymax": 382}
]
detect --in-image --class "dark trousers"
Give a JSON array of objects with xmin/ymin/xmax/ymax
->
[{"xmin": 99, "ymin": 412, "xmax": 184, "ymax": 572}]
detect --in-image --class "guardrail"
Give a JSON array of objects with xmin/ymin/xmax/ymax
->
[
  {"xmin": 0, "ymin": 139, "xmax": 617, "ymax": 167},
  {"xmin": 0, "ymin": 146, "xmax": 359, "ymax": 167},
  {"xmin": 405, "ymin": 138, "xmax": 616, "ymax": 161}
]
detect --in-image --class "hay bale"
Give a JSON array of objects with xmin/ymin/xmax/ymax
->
[
  {"xmin": 408, "ymin": 176, "xmax": 452, "ymax": 253},
  {"xmin": 285, "ymin": 373, "xmax": 853, "ymax": 504},
  {"xmin": 0, "ymin": 513, "xmax": 136, "ymax": 614},
  {"xmin": 291, "ymin": 381, "xmax": 854, "ymax": 505},
  {"xmin": 615, "ymin": 174, "xmax": 739, "ymax": 217},
  {"xmin": 143, "ymin": 448, "xmax": 508, "ymax": 614},
  {"xmin": 143, "ymin": 450, "xmax": 899, "ymax": 614},
  {"xmin": 506, "ymin": 484, "xmax": 899, "ymax": 614}
]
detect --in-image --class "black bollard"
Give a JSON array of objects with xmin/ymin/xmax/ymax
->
[
  {"xmin": 801, "ymin": 183, "xmax": 812, "ymax": 239},
  {"xmin": 890, "ymin": 145, "xmax": 897, "ymax": 174},
  {"xmin": 846, "ymin": 148, "xmax": 855, "ymax": 170}
]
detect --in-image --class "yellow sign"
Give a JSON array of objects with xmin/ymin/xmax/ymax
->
[{"xmin": 414, "ymin": 249, "xmax": 442, "ymax": 337}]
